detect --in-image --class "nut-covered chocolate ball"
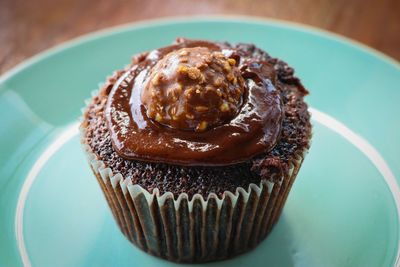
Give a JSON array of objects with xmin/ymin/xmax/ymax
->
[{"xmin": 141, "ymin": 47, "xmax": 245, "ymax": 132}]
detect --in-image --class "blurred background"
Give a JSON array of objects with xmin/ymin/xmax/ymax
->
[{"xmin": 0, "ymin": 0, "xmax": 399, "ymax": 74}]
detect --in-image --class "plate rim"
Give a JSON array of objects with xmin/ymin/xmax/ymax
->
[{"xmin": 14, "ymin": 109, "xmax": 400, "ymax": 267}]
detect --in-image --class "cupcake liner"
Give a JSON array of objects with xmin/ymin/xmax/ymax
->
[
  {"xmin": 81, "ymin": 128, "xmax": 305, "ymax": 262},
  {"xmin": 80, "ymin": 89, "xmax": 307, "ymax": 262}
]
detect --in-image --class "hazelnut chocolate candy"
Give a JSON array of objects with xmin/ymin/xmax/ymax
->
[{"xmin": 142, "ymin": 47, "xmax": 245, "ymax": 132}]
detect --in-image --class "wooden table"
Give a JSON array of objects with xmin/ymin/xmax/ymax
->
[{"xmin": 1, "ymin": 0, "xmax": 399, "ymax": 74}]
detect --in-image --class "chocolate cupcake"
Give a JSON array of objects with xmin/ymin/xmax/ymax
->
[{"xmin": 80, "ymin": 38, "xmax": 311, "ymax": 263}]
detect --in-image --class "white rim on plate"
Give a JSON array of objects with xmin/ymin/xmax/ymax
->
[{"xmin": 14, "ymin": 108, "xmax": 400, "ymax": 267}]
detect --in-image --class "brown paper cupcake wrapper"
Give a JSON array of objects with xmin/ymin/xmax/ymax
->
[{"xmin": 80, "ymin": 91, "xmax": 306, "ymax": 262}]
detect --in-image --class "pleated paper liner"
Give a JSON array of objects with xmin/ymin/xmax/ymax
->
[{"xmin": 80, "ymin": 127, "xmax": 305, "ymax": 262}]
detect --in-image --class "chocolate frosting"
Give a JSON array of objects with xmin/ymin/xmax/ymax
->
[{"xmin": 105, "ymin": 39, "xmax": 283, "ymax": 166}]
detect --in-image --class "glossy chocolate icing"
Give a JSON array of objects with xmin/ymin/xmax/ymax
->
[{"xmin": 105, "ymin": 39, "xmax": 283, "ymax": 166}]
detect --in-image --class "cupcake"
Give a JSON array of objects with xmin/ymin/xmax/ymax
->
[{"xmin": 80, "ymin": 38, "xmax": 311, "ymax": 263}]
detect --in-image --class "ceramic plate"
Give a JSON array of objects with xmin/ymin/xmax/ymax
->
[{"xmin": 1, "ymin": 17, "xmax": 399, "ymax": 267}]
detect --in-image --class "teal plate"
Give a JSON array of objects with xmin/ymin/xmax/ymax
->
[{"xmin": 1, "ymin": 17, "xmax": 399, "ymax": 267}]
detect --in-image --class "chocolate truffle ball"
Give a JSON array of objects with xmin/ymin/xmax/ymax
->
[{"xmin": 141, "ymin": 47, "xmax": 245, "ymax": 132}]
